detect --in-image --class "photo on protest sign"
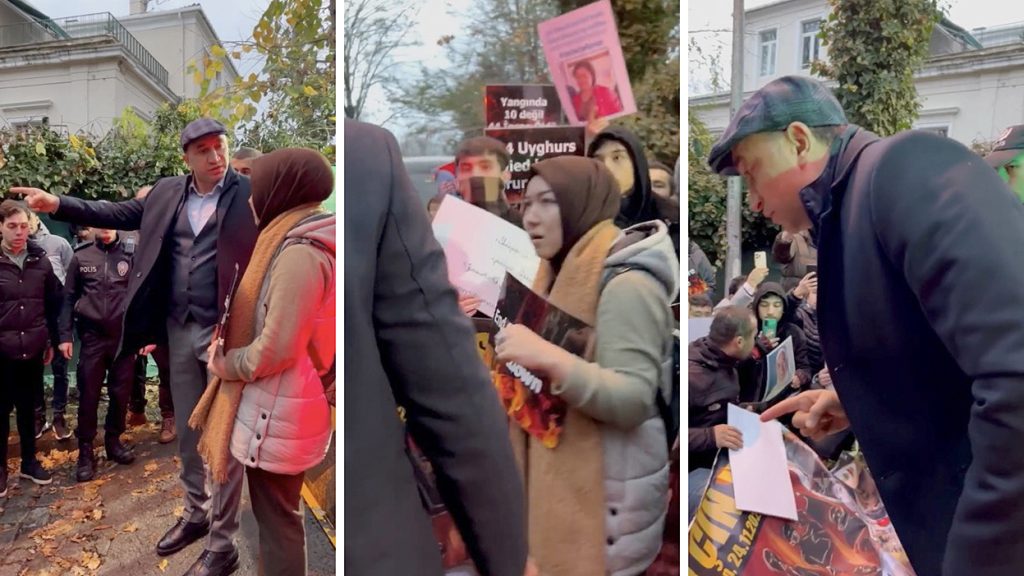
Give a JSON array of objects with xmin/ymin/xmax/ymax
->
[
  {"xmin": 485, "ymin": 84, "xmax": 563, "ymax": 128},
  {"xmin": 484, "ymin": 126, "xmax": 585, "ymax": 204},
  {"xmin": 493, "ymin": 273, "xmax": 593, "ymax": 448},
  {"xmin": 537, "ymin": 0, "xmax": 637, "ymax": 125},
  {"xmin": 764, "ymin": 337, "xmax": 796, "ymax": 403},
  {"xmin": 688, "ymin": 431, "xmax": 916, "ymax": 576}
]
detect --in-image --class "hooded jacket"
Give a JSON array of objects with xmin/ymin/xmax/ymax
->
[
  {"xmin": 221, "ymin": 213, "xmax": 335, "ymax": 475},
  {"xmin": 552, "ymin": 220, "xmax": 678, "ymax": 576},
  {"xmin": 688, "ymin": 337, "xmax": 741, "ymax": 471},
  {"xmin": 587, "ymin": 126, "xmax": 662, "ymax": 229},
  {"xmin": 801, "ymin": 125, "xmax": 1024, "ymax": 576},
  {"xmin": 31, "ymin": 220, "xmax": 73, "ymax": 285},
  {"xmin": 738, "ymin": 282, "xmax": 811, "ymax": 403}
]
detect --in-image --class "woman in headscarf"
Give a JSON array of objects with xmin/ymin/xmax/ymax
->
[
  {"xmin": 493, "ymin": 156, "xmax": 678, "ymax": 575},
  {"xmin": 191, "ymin": 148, "xmax": 335, "ymax": 576}
]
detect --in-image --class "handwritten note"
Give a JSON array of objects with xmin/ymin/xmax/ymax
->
[
  {"xmin": 432, "ymin": 195, "xmax": 540, "ymax": 316},
  {"xmin": 728, "ymin": 404, "xmax": 797, "ymax": 521}
]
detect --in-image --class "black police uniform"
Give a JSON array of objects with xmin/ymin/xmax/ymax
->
[{"xmin": 59, "ymin": 235, "xmax": 137, "ymax": 459}]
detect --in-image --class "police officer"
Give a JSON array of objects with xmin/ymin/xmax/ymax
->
[{"xmin": 58, "ymin": 227, "xmax": 138, "ymax": 482}]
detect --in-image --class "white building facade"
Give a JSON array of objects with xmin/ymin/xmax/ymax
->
[{"xmin": 693, "ymin": 0, "xmax": 1024, "ymax": 148}]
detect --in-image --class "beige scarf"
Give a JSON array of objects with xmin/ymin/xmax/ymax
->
[
  {"xmin": 510, "ymin": 219, "xmax": 620, "ymax": 576},
  {"xmin": 189, "ymin": 203, "xmax": 323, "ymax": 483}
]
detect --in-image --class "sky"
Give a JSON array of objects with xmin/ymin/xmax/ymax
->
[{"xmin": 688, "ymin": 0, "xmax": 1024, "ymax": 94}]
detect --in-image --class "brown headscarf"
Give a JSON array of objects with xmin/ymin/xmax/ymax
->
[
  {"xmin": 529, "ymin": 156, "xmax": 620, "ymax": 266},
  {"xmin": 250, "ymin": 148, "xmax": 334, "ymax": 230}
]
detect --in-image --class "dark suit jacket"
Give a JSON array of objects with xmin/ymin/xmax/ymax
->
[
  {"xmin": 343, "ymin": 119, "xmax": 527, "ymax": 576},
  {"xmin": 52, "ymin": 168, "xmax": 258, "ymax": 354},
  {"xmin": 815, "ymin": 127, "xmax": 1024, "ymax": 576}
]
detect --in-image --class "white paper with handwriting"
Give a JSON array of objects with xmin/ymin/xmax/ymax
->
[{"xmin": 432, "ymin": 195, "xmax": 540, "ymax": 317}]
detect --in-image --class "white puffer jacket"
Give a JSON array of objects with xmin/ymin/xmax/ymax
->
[{"xmin": 223, "ymin": 214, "xmax": 335, "ymax": 475}]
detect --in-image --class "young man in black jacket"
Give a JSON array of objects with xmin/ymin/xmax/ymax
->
[
  {"xmin": 711, "ymin": 74, "xmax": 1024, "ymax": 576},
  {"xmin": 58, "ymin": 227, "xmax": 138, "ymax": 482},
  {"xmin": 0, "ymin": 201, "xmax": 62, "ymax": 494}
]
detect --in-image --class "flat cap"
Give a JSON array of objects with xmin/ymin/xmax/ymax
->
[
  {"xmin": 708, "ymin": 75, "xmax": 847, "ymax": 175},
  {"xmin": 180, "ymin": 118, "xmax": 227, "ymax": 151},
  {"xmin": 985, "ymin": 125, "xmax": 1024, "ymax": 169}
]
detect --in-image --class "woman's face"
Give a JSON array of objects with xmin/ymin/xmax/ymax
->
[
  {"xmin": 573, "ymin": 66, "xmax": 594, "ymax": 90},
  {"xmin": 522, "ymin": 175, "xmax": 563, "ymax": 260}
]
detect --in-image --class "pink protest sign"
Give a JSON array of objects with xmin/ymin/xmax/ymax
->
[{"xmin": 537, "ymin": 0, "xmax": 637, "ymax": 125}]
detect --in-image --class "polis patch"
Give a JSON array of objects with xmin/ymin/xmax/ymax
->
[{"xmin": 117, "ymin": 261, "xmax": 130, "ymax": 277}]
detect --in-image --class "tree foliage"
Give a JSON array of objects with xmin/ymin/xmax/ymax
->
[
  {"xmin": 189, "ymin": 0, "xmax": 336, "ymax": 161},
  {"xmin": 343, "ymin": 0, "xmax": 418, "ymax": 121},
  {"xmin": 0, "ymin": 103, "xmax": 201, "ymax": 202},
  {"xmin": 812, "ymin": 0, "xmax": 942, "ymax": 136},
  {"xmin": 688, "ymin": 109, "xmax": 777, "ymax": 266}
]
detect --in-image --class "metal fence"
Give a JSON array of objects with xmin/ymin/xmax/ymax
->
[{"xmin": 0, "ymin": 12, "xmax": 169, "ymax": 87}]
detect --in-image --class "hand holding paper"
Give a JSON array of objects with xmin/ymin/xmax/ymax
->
[{"xmin": 728, "ymin": 404, "xmax": 797, "ymax": 520}]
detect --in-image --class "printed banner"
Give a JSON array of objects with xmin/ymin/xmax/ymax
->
[
  {"xmin": 485, "ymin": 84, "xmax": 563, "ymax": 128},
  {"xmin": 688, "ymin": 431, "xmax": 916, "ymax": 576},
  {"xmin": 484, "ymin": 126, "xmax": 585, "ymax": 204},
  {"xmin": 432, "ymin": 195, "xmax": 540, "ymax": 317},
  {"xmin": 537, "ymin": 0, "xmax": 637, "ymax": 125},
  {"xmin": 493, "ymin": 273, "xmax": 592, "ymax": 448}
]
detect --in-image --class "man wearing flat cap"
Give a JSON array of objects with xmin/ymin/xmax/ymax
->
[
  {"xmin": 12, "ymin": 118, "xmax": 257, "ymax": 576},
  {"xmin": 707, "ymin": 75, "xmax": 1024, "ymax": 576},
  {"xmin": 986, "ymin": 124, "xmax": 1024, "ymax": 203}
]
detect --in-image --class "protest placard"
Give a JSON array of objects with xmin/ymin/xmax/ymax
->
[
  {"xmin": 484, "ymin": 126, "xmax": 585, "ymax": 204},
  {"xmin": 537, "ymin": 0, "xmax": 637, "ymax": 125},
  {"xmin": 688, "ymin": 431, "xmax": 916, "ymax": 576},
  {"xmin": 493, "ymin": 273, "xmax": 593, "ymax": 448},
  {"xmin": 485, "ymin": 84, "xmax": 563, "ymax": 128},
  {"xmin": 431, "ymin": 195, "xmax": 540, "ymax": 317},
  {"xmin": 764, "ymin": 337, "xmax": 797, "ymax": 403}
]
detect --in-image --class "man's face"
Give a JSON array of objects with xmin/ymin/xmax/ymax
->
[
  {"xmin": 95, "ymin": 229, "xmax": 117, "ymax": 245},
  {"xmin": 592, "ymin": 140, "xmax": 634, "ymax": 196},
  {"xmin": 735, "ymin": 317, "xmax": 758, "ymax": 359},
  {"xmin": 2, "ymin": 211, "xmax": 30, "ymax": 251},
  {"xmin": 522, "ymin": 175, "xmax": 563, "ymax": 260},
  {"xmin": 77, "ymin": 227, "xmax": 94, "ymax": 243},
  {"xmin": 183, "ymin": 134, "xmax": 230, "ymax": 187},
  {"xmin": 573, "ymin": 66, "xmax": 594, "ymax": 91},
  {"xmin": 758, "ymin": 294, "xmax": 785, "ymax": 321},
  {"xmin": 1001, "ymin": 153, "xmax": 1024, "ymax": 203},
  {"xmin": 231, "ymin": 157, "xmax": 254, "ymax": 176},
  {"xmin": 456, "ymin": 153, "xmax": 507, "ymax": 183},
  {"xmin": 650, "ymin": 168, "xmax": 672, "ymax": 199},
  {"xmin": 732, "ymin": 129, "xmax": 826, "ymax": 233}
]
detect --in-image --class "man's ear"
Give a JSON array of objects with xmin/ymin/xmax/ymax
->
[{"xmin": 784, "ymin": 122, "xmax": 814, "ymax": 162}]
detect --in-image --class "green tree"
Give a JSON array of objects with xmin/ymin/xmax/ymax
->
[
  {"xmin": 190, "ymin": 0, "xmax": 336, "ymax": 161},
  {"xmin": 395, "ymin": 0, "xmax": 560, "ymax": 150},
  {"xmin": 812, "ymin": 0, "xmax": 942, "ymax": 136}
]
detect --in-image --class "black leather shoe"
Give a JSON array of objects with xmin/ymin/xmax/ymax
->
[
  {"xmin": 77, "ymin": 442, "xmax": 96, "ymax": 482},
  {"xmin": 183, "ymin": 548, "xmax": 240, "ymax": 576},
  {"xmin": 155, "ymin": 517, "xmax": 210, "ymax": 556},
  {"xmin": 104, "ymin": 436, "xmax": 136, "ymax": 465}
]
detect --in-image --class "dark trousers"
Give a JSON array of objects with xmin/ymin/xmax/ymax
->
[
  {"xmin": 74, "ymin": 330, "xmax": 135, "ymax": 443},
  {"xmin": 130, "ymin": 346, "xmax": 174, "ymax": 418},
  {"xmin": 246, "ymin": 466, "xmax": 307, "ymax": 576},
  {"xmin": 0, "ymin": 356, "xmax": 43, "ymax": 465},
  {"xmin": 34, "ymin": 344, "xmax": 69, "ymax": 420}
]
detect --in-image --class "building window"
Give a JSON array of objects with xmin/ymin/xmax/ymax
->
[
  {"xmin": 916, "ymin": 125, "xmax": 949, "ymax": 137},
  {"xmin": 801, "ymin": 19, "xmax": 823, "ymax": 69},
  {"xmin": 759, "ymin": 29, "xmax": 777, "ymax": 77}
]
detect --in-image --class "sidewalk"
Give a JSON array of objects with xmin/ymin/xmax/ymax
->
[{"xmin": 0, "ymin": 388, "xmax": 335, "ymax": 575}]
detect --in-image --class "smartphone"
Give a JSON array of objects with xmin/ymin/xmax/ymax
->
[
  {"xmin": 762, "ymin": 318, "xmax": 778, "ymax": 340},
  {"xmin": 754, "ymin": 251, "xmax": 767, "ymax": 269},
  {"xmin": 807, "ymin": 265, "xmax": 818, "ymax": 274}
]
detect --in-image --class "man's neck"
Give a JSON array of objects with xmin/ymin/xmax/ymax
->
[
  {"xmin": 2, "ymin": 242, "xmax": 24, "ymax": 256},
  {"xmin": 192, "ymin": 173, "xmax": 223, "ymax": 195}
]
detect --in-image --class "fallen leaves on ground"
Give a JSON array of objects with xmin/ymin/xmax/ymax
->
[{"xmin": 158, "ymin": 558, "xmax": 169, "ymax": 572}]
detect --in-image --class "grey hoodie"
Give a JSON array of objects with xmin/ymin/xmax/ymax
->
[
  {"xmin": 32, "ymin": 220, "xmax": 73, "ymax": 285},
  {"xmin": 551, "ymin": 219, "xmax": 677, "ymax": 576}
]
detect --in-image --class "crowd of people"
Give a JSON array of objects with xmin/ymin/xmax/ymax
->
[
  {"xmin": 345, "ymin": 115, "xmax": 682, "ymax": 575},
  {"xmin": 4, "ymin": 118, "xmax": 335, "ymax": 576},
  {"xmin": 688, "ymin": 74, "xmax": 1024, "ymax": 576}
]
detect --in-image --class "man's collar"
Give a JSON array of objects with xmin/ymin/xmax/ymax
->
[
  {"xmin": 799, "ymin": 126, "xmax": 863, "ymax": 242},
  {"xmin": 188, "ymin": 171, "xmax": 229, "ymax": 197}
]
